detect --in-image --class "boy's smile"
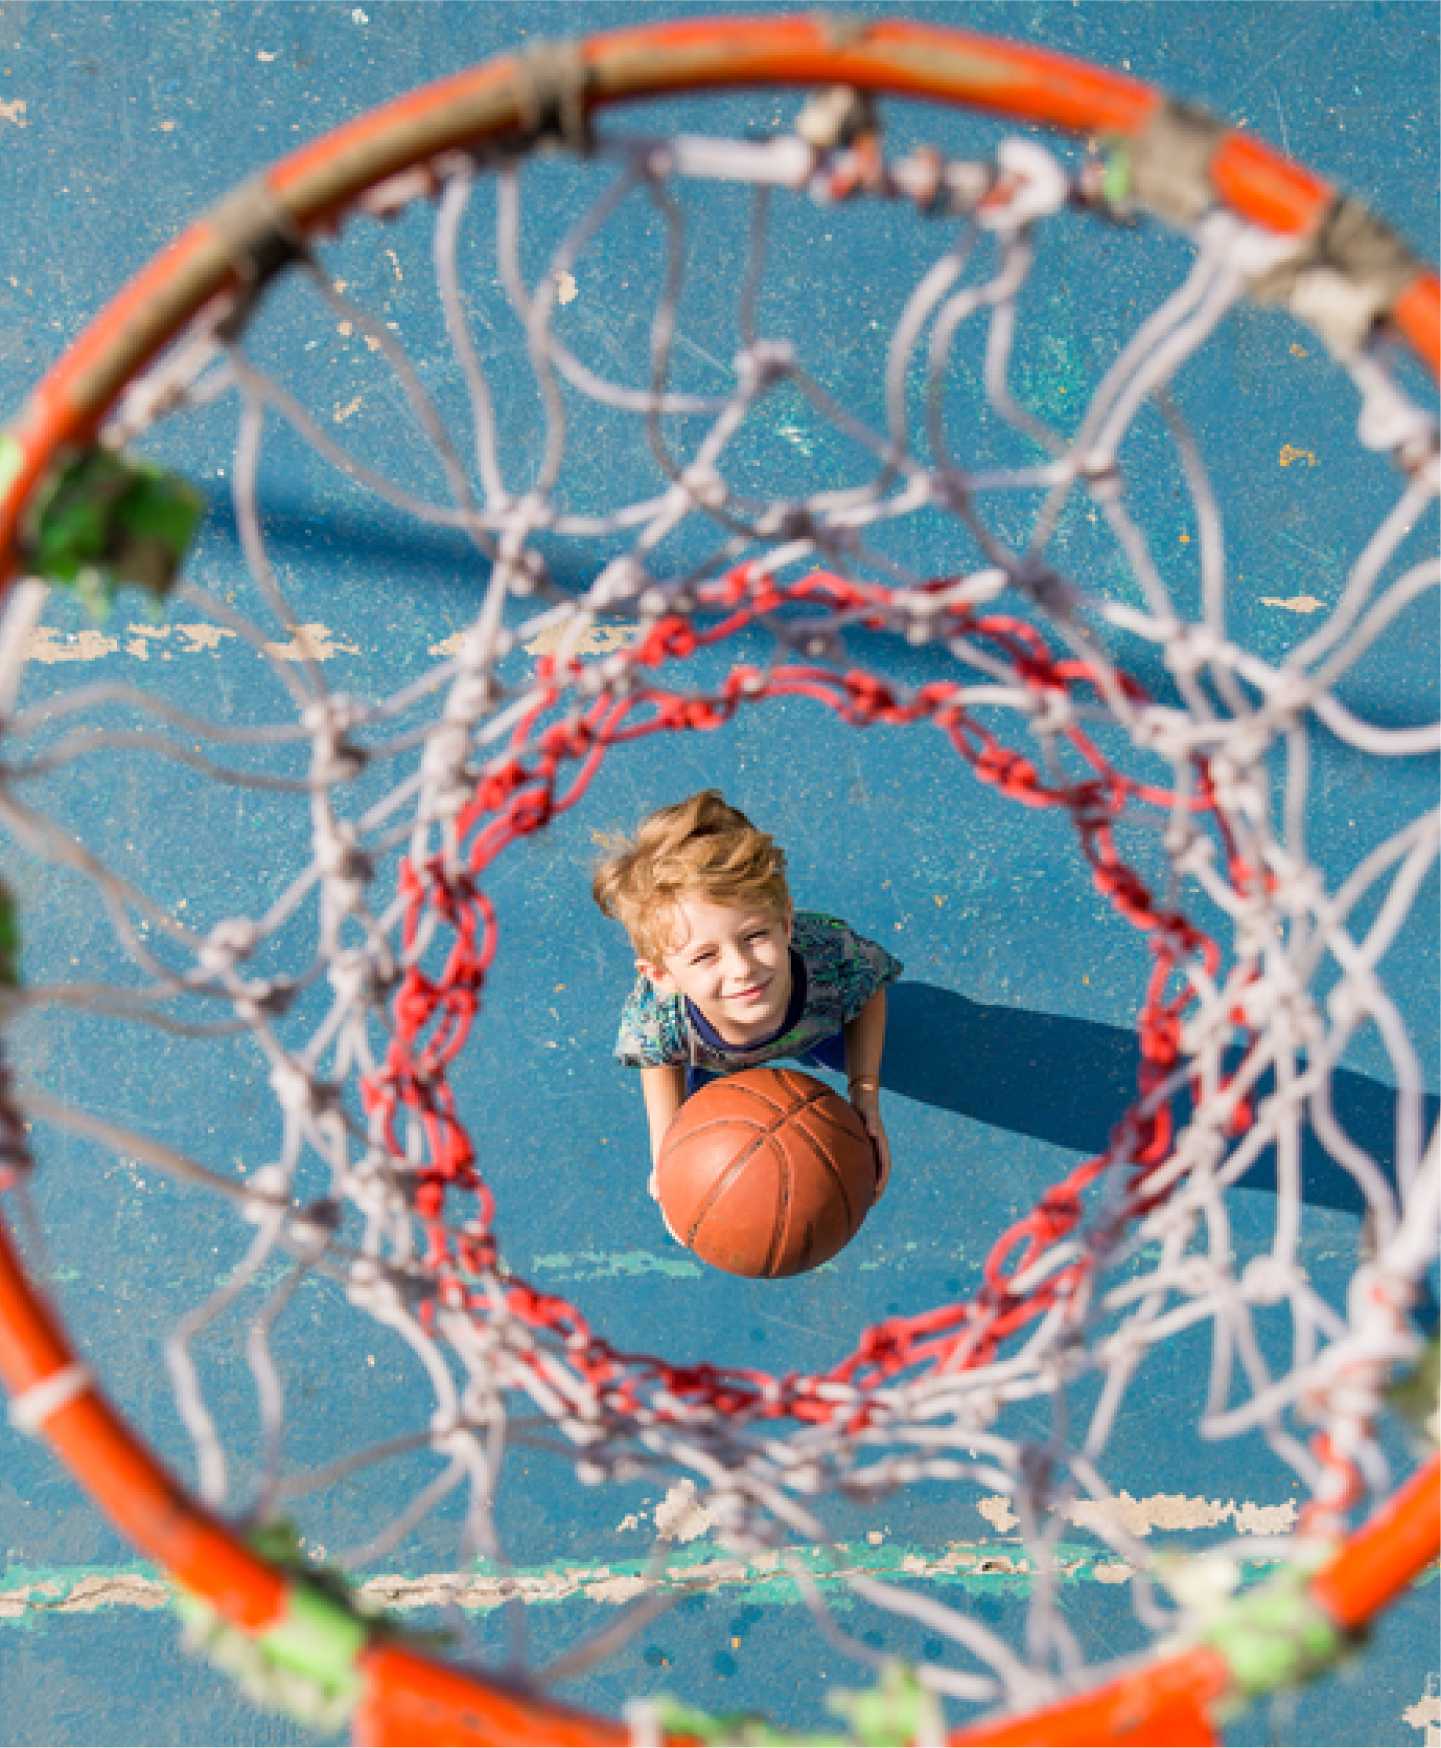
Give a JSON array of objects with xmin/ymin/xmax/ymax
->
[{"xmin": 640, "ymin": 894, "xmax": 793, "ymax": 1046}]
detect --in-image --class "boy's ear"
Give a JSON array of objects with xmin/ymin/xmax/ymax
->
[{"xmin": 636, "ymin": 956, "xmax": 675, "ymax": 994}]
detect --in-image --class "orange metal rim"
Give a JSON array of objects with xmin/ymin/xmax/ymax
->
[{"xmin": 0, "ymin": 13, "xmax": 1437, "ymax": 1745}]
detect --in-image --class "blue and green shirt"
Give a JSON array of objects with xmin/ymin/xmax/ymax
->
[{"xmin": 613, "ymin": 910, "xmax": 902, "ymax": 1075}]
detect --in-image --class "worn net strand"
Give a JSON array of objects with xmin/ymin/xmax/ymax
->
[{"xmin": 1, "ymin": 118, "xmax": 1437, "ymax": 1725}]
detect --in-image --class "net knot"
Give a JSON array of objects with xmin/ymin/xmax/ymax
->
[
  {"xmin": 756, "ymin": 503, "xmax": 819, "ymax": 545},
  {"xmin": 447, "ymin": 664, "xmax": 503, "ymax": 723},
  {"xmin": 496, "ymin": 542, "xmax": 550, "ymax": 600},
  {"xmin": 1140, "ymin": 1010, "xmax": 1183, "ymax": 1068},
  {"xmin": 1077, "ymin": 451, "xmax": 1123, "ymax": 490},
  {"xmin": 976, "ymin": 746, "xmax": 1041, "ymax": 803},
  {"xmin": 539, "ymin": 718, "xmax": 594, "ymax": 761},
  {"xmin": 473, "ymin": 758, "xmax": 528, "ymax": 815},
  {"xmin": 511, "ymin": 38, "xmax": 593, "ymax": 154},
  {"xmin": 1351, "ymin": 354, "xmax": 1440, "ymax": 464},
  {"xmin": 841, "ymin": 670, "xmax": 896, "ymax": 721},
  {"xmin": 237, "ymin": 977, "xmax": 295, "ymax": 1021},
  {"xmin": 638, "ymin": 616, "xmax": 697, "ymax": 665},
  {"xmin": 1242, "ymin": 1255, "xmax": 1298, "ymax": 1306},
  {"xmin": 1038, "ymin": 1185, "xmax": 1082, "ymax": 1230},
  {"xmin": 681, "ymin": 697, "xmax": 734, "ymax": 731},
  {"xmin": 723, "ymin": 665, "xmax": 769, "ymax": 702},
  {"xmin": 1091, "ymin": 860, "xmax": 1158, "ymax": 925},
  {"xmin": 269, "ymin": 1060, "xmax": 335, "ymax": 1121},
  {"xmin": 506, "ymin": 784, "xmax": 555, "ymax": 835},
  {"xmin": 1010, "ymin": 557, "xmax": 1080, "ymax": 619},
  {"xmin": 1349, "ymin": 1259, "xmax": 1416, "ymax": 1323},
  {"xmin": 855, "ymin": 1322, "xmax": 907, "ymax": 1371},
  {"xmin": 455, "ymin": 1228, "xmax": 498, "ymax": 1276},
  {"xmin": 425, "ymin": 726, "xmax": 490, "ymax": 824},
  {"xmin": 345, "ymin": 1256, "xmax": 400, "ymax": 1317},
  {"xmin": 327, "ymin": 946, "xmax": 397, "ymax": 1006},
  {"xmin": 1247, "ymin": 194, "xmax": 1430, "ymax": 359},
  {"xmin": 1028, "ymin": 683, "xmax": 1076, "ymax": 736},
  {"xmin": 315, "ymin": 820, "xmax": 371, "ymax": 888},
  {"xmin": 394, "ymin": 968, "xmax": 440, "ymax": 1034},
  {"xmin": 401, "ymin": 857, "xmax": 478, "ymax": 926},
  {"xmin": 736, "ymin": 341, "xmax": 795, "ymax": 394},
  {"xmin": 199, "ymin": 916, "xmax": 258, "ymax": 977},
  {"xmin": 290, "ymin": 1197, "xmax": 341, "ymax": 1256},
  {"xmin": 241, "ymin": 1162, "xmax": 290, "ymax": 1226},
  {"xmin": 1134, "ymin": 708, "xmax": 1192, "ymax": 767},
  {"xmin": 678, "ymin": 464, "xmax": 727, "ymax": 514},
  {"xmin": 1162, "ymin": 622, "xmax": 1223, "ymax": 678},
  {"xmin": 591, "ymin": 556, "xmax": 648, "ymax": 611},
  {"xmin": 979, "ymin": 139, "xmax": 1070, "ymax": 229},
  {"xmin": 428, "ymin": 1414, "xmax": 474, "ymax": 1460},
  {"xmin": 1325, "ymin": 975, "xmax": 1383, "ymax": 1032},
  {"xmin": 302, "ymin": 694, "xmax": 367, "ymax": 784},
  {"xmin": 0, "ymin": 1067, "xmax": 30, "ymax": 1192},
  {"xmin": 794, "ymin": 84, "xmax": 879, "ymax": 154},
  {"xmin": 414, "ymin": 1167, "xmax": 447, "ymax": 1223}
]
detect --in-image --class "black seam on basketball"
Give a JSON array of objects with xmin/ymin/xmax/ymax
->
[
  {"xmin": 763, "ymin": 1133, "xmax": 791, "ymax": 1278},
  {"xmin": 786, "ymin": 1111, "xmax": 857, "ymax": 1231},
  {"xmin": 790, "ymin": 1098, "xmax": 870, "ymax": 1157},
  {"xmin": 723, "ymin": 1082, "xmax": 838, "ymax": 1133},
  {"xmin": 682, "ymin": 1127, "xmax": 771, "ymax": 1248},
  {"xmin": 667, "ymin": 1117, "xmax": 769, "ymax": 1142}
]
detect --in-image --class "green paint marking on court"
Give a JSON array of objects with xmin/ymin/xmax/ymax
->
[
  {"xmin": 1, "ymin": 1537, "xmax": 1302, "ymax": 1626},
  {"xmin": 527, "ymin": 1237, "xmax": 947, "ymax": 1284},
  {"xmin": 529, "ymin": 1246, "xmax": 703, "ymax": 1280}
]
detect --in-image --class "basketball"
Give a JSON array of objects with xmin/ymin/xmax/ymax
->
[{"xmin": 656, "ymin": 1067, "xmax": 878, "ymax": 1278}]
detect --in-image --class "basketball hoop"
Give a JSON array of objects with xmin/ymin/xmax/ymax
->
[{"xmin": 0, "ymin": 16, "xmax": 1436, "ymax": 1745}]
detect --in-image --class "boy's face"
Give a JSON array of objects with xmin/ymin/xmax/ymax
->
[{"xmin": 639, "ymin": 895, "xmax": 793, "ymax": 1043}]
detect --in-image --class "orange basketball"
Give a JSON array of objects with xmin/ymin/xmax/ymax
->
[{"xmin": 656, "ymin": 1067, "xmax": 877, "ymax": 1278}]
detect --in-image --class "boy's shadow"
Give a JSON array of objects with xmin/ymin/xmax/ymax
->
[{"xmin": 884, "ymin": 980, "xmax": 1438, "ymax": 1322}]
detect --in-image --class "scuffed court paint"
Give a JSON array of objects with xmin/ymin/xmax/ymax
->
[
  {"xmin": 1401, "ymin": 1685, "xmax": 1441, "ymax": 1742},
  {"xmin": 976, "ymin": 1489, "xmax": 1298, "ymax": 1537},
  {"xmin": 26, "ymin": 620, "xmax": 358, "ymax": 663},
  {"xmin": 1259, "ymin": 594, "xmax": 1327, "ymax": 613},
  {"xmin": 425, "ymin": 621, "xmax": 641, "ymax": 661},
  {"xmin": 0, "ymin": 1522, "xmax": 1297, "ymax": 1626},
  {"xmin": 653, "ymin": 1480, "xmax": 713, "ymax": 1544}
]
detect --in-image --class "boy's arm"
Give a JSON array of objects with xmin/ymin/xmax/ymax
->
[
  {"xmin": 639, "ymin": 1063, "xmax": 687, "ymax": 1182},
  {"xmin": 842, "ymin": 987, "xmax": 886, "ymax": 1093},
  {"xmin": 843, "ymin": 988, "xmax": 892, "ymax": 1197}
]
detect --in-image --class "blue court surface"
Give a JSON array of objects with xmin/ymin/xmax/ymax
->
[{"xmin": 0, "ymin": 4, "xmax": 1436, "ymax": 1745}]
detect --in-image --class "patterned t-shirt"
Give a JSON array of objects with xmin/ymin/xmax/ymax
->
[{"xmin": 613, "ymin": 911, "xmax": 902, "ymax": 1074}]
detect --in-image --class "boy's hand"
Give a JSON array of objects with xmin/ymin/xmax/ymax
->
[
  {"xmin": 849, "ymin": 1087, "xmax": 891, "ymax": 1199},
  {"xmin": 649, "ymin": 1166, "xmax": 682, "ymax": 1242}
]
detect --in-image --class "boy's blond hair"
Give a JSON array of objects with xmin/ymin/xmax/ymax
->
[{"xmin": 592, "ymin": 790, "xmax": 790, "ymax": 965}]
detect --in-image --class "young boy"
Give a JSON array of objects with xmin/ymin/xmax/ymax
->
[{"xmin": 592, "ymin": 790, "xmax": 900, "ymax": 1218}]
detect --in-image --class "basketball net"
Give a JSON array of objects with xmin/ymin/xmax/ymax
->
[{"xmin": 0, "ymin": 18, "xmax": 1436, "ymax": 1746}]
